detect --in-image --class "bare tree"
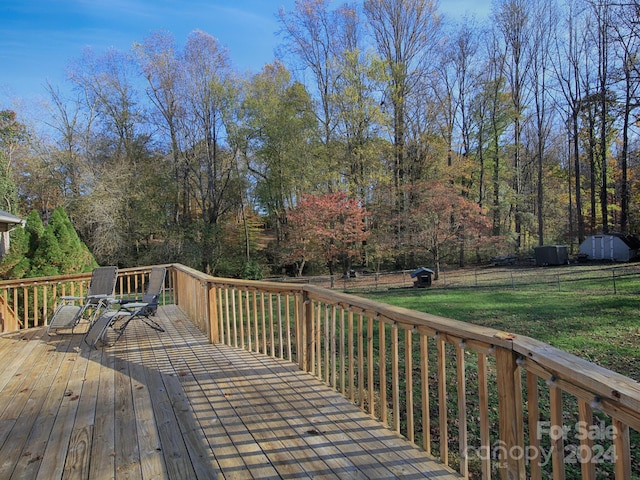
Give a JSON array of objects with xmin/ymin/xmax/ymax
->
[
  {"xmin": 552, "ymin": 0, "xmax": 589, "ymax": 244},
  {"xmin": 44, "ymin": 83, "xmax": 96, "ymax": 202},
  {"xmin": 609, "ymin": 1, "xmax": 640, "ymax": 233},
  {"xmin": 451, "ymin": 18, "xmax": 483, "ymax": 161},
  {"xmin": 279, "ymin": 0, "xmax": 341, "ymax": 148},
  {"xmin": 483, "ymin": 32, "xmax": 512, "ymax": 235},
  {"xmin": 64, "ymin": 47, "xmax": 144, "ymax": 262},
  {"xmin": 494, "ymin": 0, "xmax": 533, "ymax": 251},
  {"xmin": 331, "ymin": 3, "xmax": 387, "ymax": 201},
  {"xmin": 529, "ymin": 0, "xmax": 557, "ymax": 245},
  {"xmin": 133, "ymin": 30, "xmax": 185, "ymax": 226},
  {"xmin": 363, "ymin": 0, "xmax": 441, "ymax": 200},
  {"xmin": 593, "ymin": 0, "xmax": 612, "ymax": 233},
  {"xmin": 67, "ymin": 47, "xmax": 142, "ymax": 164},
  {"xmin": 181, "ymin": 30, "xmax": 240, "ymax": 273},
  {"xmin": 0, "ymin": 111, "xmax": 26, "ymax": 214}
]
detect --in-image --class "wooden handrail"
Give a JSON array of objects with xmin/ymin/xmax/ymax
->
[
  {"xmin": 3, "ymin": 263, "xmax": 639, "ymax": 478},
  {"xmin": 183, "ymin": 267, "xmax": 639, "ymax": 479},
  {"xmin": 0, "ymin": 265, "xmax": 173, "ymax": 331}
]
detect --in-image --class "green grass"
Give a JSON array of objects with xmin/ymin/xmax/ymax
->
[
  {"xmin": 364, "ymin": 286, "xmax": 640, "ymax": 382},
  {"xmin": 362, "ymin": 283, "xmax": 640, "ymax": 478}
]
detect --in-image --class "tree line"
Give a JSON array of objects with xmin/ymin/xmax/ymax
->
[{"xmin": 1, "ymin": 0, "xmax": 639, "ymax": 279}]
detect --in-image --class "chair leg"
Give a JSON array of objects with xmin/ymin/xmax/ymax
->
[
  {"xmin": 84, "ymin": 312, "xmax": 114, "ymax": 348},
  {"xmin": 84, "ymin": 309, "xmax": 165, "ymax": 348},
  {"xmin": 141, "ymin": 316, "xmax": 165, "ymax": 332}
]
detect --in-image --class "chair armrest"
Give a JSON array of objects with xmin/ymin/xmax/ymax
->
[
  {"xmin": 117, "ymin": 297, "xmax": 141, "ymax": 305},
  {"xmin": 120, "ymin": 302, "xmax": 148, "ymax": 309}
]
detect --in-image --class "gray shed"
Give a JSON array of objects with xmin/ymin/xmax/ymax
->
[
  {"xmin": 578, "ymin": 234, "xmax": 640, "ymax": 262},
  {"xmin": 534, "ymin": 245, "xmax": 569, "ymax": 266},
  {"xmin": 0, "ymin": 209, "xmax": 25, "ymax": 259}
]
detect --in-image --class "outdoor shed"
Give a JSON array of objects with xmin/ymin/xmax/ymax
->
[
  {"xmin": 0, "ymin": 209, "xmax": 25, "ymax": 259},
  {"xmin": 534, "ymin": 245, "xmax": 569, "ymax": 266},
  {"xmin": 410, "ymin": 267, "xmax": 434, "ymax": 288},
  {"xmin": 578, "ymin": 234, "xmax": 640, "ymax": 262}
]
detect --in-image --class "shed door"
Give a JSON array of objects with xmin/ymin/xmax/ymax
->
[{"xmin": 591, "ymin": 235, "xmax": 611, "ymax": 260}]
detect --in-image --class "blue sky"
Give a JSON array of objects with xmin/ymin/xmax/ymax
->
[{"xmin": 0, "ymin": 0, "xmax": 490, "ymax": 103}]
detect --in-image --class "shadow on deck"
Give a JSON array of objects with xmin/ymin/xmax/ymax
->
[{"xmin": 0, "ymin": 304, "xmax": 460, "ymax": 479}]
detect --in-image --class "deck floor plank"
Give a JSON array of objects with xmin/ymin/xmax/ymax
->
[
  {"xmin": 247, "ymin": 355, "xmax": 405, "ymax": 479},
  {"xmin": 0, "ymin": 305, "xmax": 461, "ymax": 480},
  {"xmin": 114, "ymin": 334, "xmax": 143, "ymax": 479},
  {"xmin": 0, "ymin": 332, "xmax": 74, "ymax": 478},
  {"xmin": 125, "ymin": 329, "xmax": 168, "ymax": 480},
  {"xmin": 0, "ymin": 328, "xmax": 45, "ymax": 392},
  {"xmin": 197, "ymin": 330, "xmax": 377, "ymax": 479},
  {"xmin": 167, "ymin": 316, "xmax": 318, "ymax": 479},
  {"xmin": 62, "ymin": 344, "xmax": 106, "ymax": 480},
  {"xmin": 231, "ymin": 339, "xmax": 425, "ymax": 479},
  {"xmin": 135, "ymin": 314, "xmax": 209, "ymax": 480},
  {"xmin": 88, "ymin": 334, "xmax": 116, "ymax": 480},
  {"xmin": 0, "ymin": 328, "xmax": 51, "ymax": 428},
  {"xmin": 15, "ymin": 336, "xmax": 88, "ymax": 480},
  {"xmin": 154, "ymin": 309, "xmax": 274, "ymax": 479}
]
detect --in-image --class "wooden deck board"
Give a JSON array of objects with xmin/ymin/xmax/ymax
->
[
  {"xmin": 0, "ymin": 332, "xmax": 75, "ymax": 477},
  {"xmin": 37, "ymin": 340, "xmax": 89, "ymax": 480},
  {"xmin": 0, "ymin": 305, "xmax": 460, "ymax": 480},
  {"xmin": 126, "ymin": 331, "xmax": 167, "ymax": 480},
  {"xmin": 114, "ymin": 339, "xmax": 142, "ymax": 479},
  {"xmin": 87, "ymin": 339, "xmax": 116, "ymax": 480},
  {"xmin": 63, "ymin": 345, "xmax": 106, "ymax": 479}
]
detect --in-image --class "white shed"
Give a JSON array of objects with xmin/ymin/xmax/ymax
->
[{"xmin": 578, "ymin": 234, "xmax": 640, "ymax": 262}]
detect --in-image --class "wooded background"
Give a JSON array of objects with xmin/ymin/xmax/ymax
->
[{"xmin": 1, "ymin": 0, "xmax": 639, "ymax": 279}]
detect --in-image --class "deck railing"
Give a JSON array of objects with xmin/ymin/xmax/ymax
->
[
  {"xmin": 0, "ymin": 266, "xmax": 173, "ymax": 332},
  {"xmin": 2, "ymin": 263, "xmax": 639, "ymax": 479}
]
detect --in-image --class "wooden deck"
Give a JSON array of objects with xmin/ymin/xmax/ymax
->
[{"xmin": 0, "ymin": 304, "xmax": 460, "ymax": 480}]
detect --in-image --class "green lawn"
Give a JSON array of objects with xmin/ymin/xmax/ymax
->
[
  {"xmin": 354, "ymin": 274, "xmax": 640, "ymax": 478},
  {"xmin": 357, "ymin": 278, "xmax": 640, "ymax": 478},
  {"xmin": 363, "ymin": 286, "xmax": 640, "ymax": 382}
]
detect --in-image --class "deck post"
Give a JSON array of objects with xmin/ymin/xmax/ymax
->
[
  {"xmin": 170, "ymin": 267, "xmax": 179, "ymax": 305},
  {"xmin": 495, "ymin": 347, "xmax": 525, "ymax": 479},
  {"xmin": 302, "ymin": 290, "xmax": 313, "ymax": 373},
  {"xmin": 207, "ymin": 283, "xmax": 219, "ymax": 343}
]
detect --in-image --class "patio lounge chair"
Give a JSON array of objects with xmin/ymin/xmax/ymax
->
[
  {"xmin": 47, "ymin": 266, "xmax": 118, "ymax": 335},
  {"xmin": 84, "ymin": 266, "xmax": 166, "ymax": 347}
]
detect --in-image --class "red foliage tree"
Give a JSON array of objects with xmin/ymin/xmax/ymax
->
[
  {"xmin": 285, "ymin": 192, "xmax": 369, "ymax": 276},
  {"xmin": 405, "ymin": 181, "xmax": 492, "ymax": 278}
]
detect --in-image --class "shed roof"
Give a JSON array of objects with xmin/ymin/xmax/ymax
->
[
  {"xmin": 583, "ymin": 233, "xmax": 640, "ymax": 250},
  {"xmin": 0, "ymin": 209, "xmax": 25, "ymax": 232},
  {"xmin": 410, "ymin": 267, "xmax": 434, "ymax": 278}
]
